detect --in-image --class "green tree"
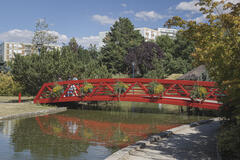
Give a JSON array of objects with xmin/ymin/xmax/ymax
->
[
  {"xmin": 32, "ymin": 18, "xmax": 58, "ymax": 52},
  {"xmin": 101, "ymin": 17, "xmax": 144, "ymax": 74},
  {"xmin": 68, "ymin": 37, "xmax": 79, "ymax": 53},
  {"xmin": 156, "ymin": 35, "xmax": 175, "ymax": 54},
  {"xmin": 0, "ymin": 72, "xmax": 22, "ymax": 96},
  {"xmin": 155, "ymin": 33, "xmax": 194, "ymax": 75},
  {"xmin": 165, "ymin": 0, "xmax": 240, "ymax": 158},
  {"xmin": 11, "ymin": 47, "xmax": 111, "ymax": 95}
]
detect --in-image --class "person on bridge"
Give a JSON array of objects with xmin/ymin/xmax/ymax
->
[{"xmin": 72, "ymin": 75, "xmax": 78, "ymax": 96}]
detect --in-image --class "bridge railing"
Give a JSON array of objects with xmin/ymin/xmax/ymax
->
[{"xmin": 34, "ymin": 78, "xmax": 224, "ymax": 110}]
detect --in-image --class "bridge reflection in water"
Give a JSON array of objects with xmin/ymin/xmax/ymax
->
[{"xmin": 36, "ymin": 115, "xmax": 179, "ymax": 148}]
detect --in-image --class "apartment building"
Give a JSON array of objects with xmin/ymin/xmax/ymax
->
[
  {"xmin": 157, "ymin": 28, "xmax": 178, "ymax": 38},
  {"xmin": 0, "ymin": 42, "xmax": 61, "ymax": 62},
  {"xmin": 135, "ymin": 27, "xmax": 178, "ymax": 41}
]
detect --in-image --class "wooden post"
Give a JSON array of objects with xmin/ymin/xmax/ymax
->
[{"xmin": 18, "ymin": 92, "xmax": 21, "ymax": 103}]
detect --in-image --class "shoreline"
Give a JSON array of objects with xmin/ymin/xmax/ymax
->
[
  {"xmin": 0, "ymin": 101, "xmax": 67, "ymax": 121},
  {"xmin": 105, "ymin": 118, "xmax": 221, "ymax": 160}
]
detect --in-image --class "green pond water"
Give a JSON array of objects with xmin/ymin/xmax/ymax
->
[{"xmin": 0, "ymin": 103, "xmax": 212, "ymax": 160}]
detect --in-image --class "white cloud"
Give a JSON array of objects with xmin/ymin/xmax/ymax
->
[
  {"xmin": 0, "ymin": 29, "xmax": 69, "ymax": 45},
  {"xmin": 176, "ymin": 0, "xmax": 239, "ymax": 14},
  {"xmin": 135, "ymin": 11, "xmax": 165, "ymax": 21},
  {"xmin": 47, "ymin": 30, "xmax": 69, "ymax": 44},
  {"xmin": 176, "ymin": 0, "xmax": 200, "ymax": 13},
  {"xmin": 121, "ymin": 3, "xmax": 127, "ymax": 7},
  {"xmin": 92, "ymin": 14, "xmax": 116, "ymax": 25},
  {"xmin": 0, "ymin": 29, "xmax": 33, "ymax": 43},
  {"xmin": 194, "ymin": 15, "xmax": 207, "ymax": 23}
]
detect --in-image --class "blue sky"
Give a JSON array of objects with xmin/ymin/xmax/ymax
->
[{"xmin": 0, "ymin": 0, "xmax": 235, "ymax": 48}]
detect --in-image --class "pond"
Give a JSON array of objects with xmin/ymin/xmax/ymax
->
[{"xmin": 0, "ymin": 103, "xmax": 212, "ymax": 160}]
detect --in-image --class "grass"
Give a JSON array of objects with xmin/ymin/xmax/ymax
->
[
  {"xmin": 0, "ymin": 96, "xmax": 57, "ymax": 118},
  {"xmin": 0, "ymin": 96, "xmax": 33, "ymax": 103}
]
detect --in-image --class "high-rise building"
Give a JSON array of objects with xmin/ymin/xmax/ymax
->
[{"xmin": 0, "ymin": 42, "xmax": 61, "ymax": 62}]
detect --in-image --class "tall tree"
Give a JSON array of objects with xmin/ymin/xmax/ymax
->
[
  {"xmin": 101, "ymin": 17, "xmax": 144, "ymax": 74},
  {"xmin": 68, "ymin": 37, "xmax": 79, "ymax": 53},
  {"xmin": 165, "ymin": 1, "xmax": 240, "ymax": 158},
  {"xmin": 32, "ymin": 18, "xmax": 58, "ymax": 52},
  {"xmin": 155, "ymin": 34, "xmax": 194, "ymax": 75},
  {"xmin": 155, "ymin": 35, "xmax": 175, "ymax": 55}
]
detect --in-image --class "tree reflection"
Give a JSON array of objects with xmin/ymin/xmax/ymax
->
[
  {"xmin": 36, "ymin": 115, "xmax": 179, "ymax": 148},
  {"xmin": 10, "ymin": 117, "xmax": 89, "ymax": 159}
]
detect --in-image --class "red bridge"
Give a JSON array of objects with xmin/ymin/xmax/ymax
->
[{"xmin": 34, "ymin": 78, "xmax": 224, "ymax": 110}]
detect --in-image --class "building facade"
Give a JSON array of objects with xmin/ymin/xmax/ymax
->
[
  {"xmin": 135, "ymin": 27, "xmax": 178, "ymax": 41},
  {"xmin": 0, "ymin": 42, "xmax": 60, "ymax": 62}
]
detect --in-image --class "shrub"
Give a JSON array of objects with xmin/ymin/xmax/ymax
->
[
  {"xmin": 114, "ymin": 82, "xmax": 128, "ymax": 94},
  {"xmin": 83, "ymin": 83, "xmax": 93, "ymax": 94},
  {"xmin": 0, "ymin": 72, "xmax": 22, "ymax": 96},
  {"xmin": 190, "ymin": 85, "xmax": 208, "ymax": 100},
  {"xmin": 218, "ymin": 124, "xmax": 240, "ymax": 159},
  {"xmin": 148, "ymin": 82, "xmax": 164, "ymax": 95},
  {"xmin": 51, "ymin": 84, "xmax": 64, "ymax": 98}
]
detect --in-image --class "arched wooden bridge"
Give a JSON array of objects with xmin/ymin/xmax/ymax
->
[{"xmin": 34, "ymin": 78, "xmax": 224, "ymax": 110}]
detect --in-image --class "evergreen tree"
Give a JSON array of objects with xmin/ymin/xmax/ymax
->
[{"xmin": 101, "ymin": 17, "xmax": 144, "ymax": 74}]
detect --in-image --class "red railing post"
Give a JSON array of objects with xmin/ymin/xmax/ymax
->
[{"xmin": 18, "ymin": 92, "xmax": 21, "ymax": 103}]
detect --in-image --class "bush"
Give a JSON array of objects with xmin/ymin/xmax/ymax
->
[
  {"xmin": 114, "ymin": 82, "xmax": 128, "ymax": 94},
  {"xmin": 148, "ymin": 82, "xmax": 165, "ymax": 95},
  {"xmin": 82, "ymin": 83, "xmax": 93, "ymax": 94},
  {"xmin": 0, "ymin": 72, "xmax": 22, "ymax": 96},
  {"xmin": 218, "ymin": 124, "xmax": 240, "ymax": 159}
]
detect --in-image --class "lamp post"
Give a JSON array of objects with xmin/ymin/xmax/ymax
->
[
  {"xmin": 132, "ymin": 62, "xmax": 135, "ymax": 78},
  {"xmin": 132, "ymin": 62, "xmax": 135, "ymax": 95}
]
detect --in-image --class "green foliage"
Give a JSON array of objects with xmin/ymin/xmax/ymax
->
[
  {"xmin": 51, "ymin": 84, "xmax": 64, "ymax": 98},
  {"xmin": 0, "ymin": 72, "xmax": 22, "ymax": 96},
  {"xmin": 82, "ymin": 82, "xmax": 94, "ymax": 94},
  {"xmin": 190, "ymin": 85, "xmax": 208, "ymax": 100},
  {"xmin": 155, "ymin": 33, "xmax": 194, "ymax": 76},
  {"xmin": 101, "ymin": 17, "xmax": 144, "ymax": 74},
  {"xmin": 165, "ymin": 0, "xmax": 240, "ymax": 119},
  {"xmin": 148, "ymin": 82, "xmax": 165, "ymax": 95},
  {"xmin": 165, "ymin": 0, "xmax": 240, "ymax": 157},
  {"xmin": 218, "ymin": 124, "xmax": 240, "ymax": 160},
  {"xmin": 114, "ymin": 82, "xmax": 128, "ymax": 94},
  {"xmin": 68, "ymin": 37, "xmax": 79, "ymax": 53},
  {"xmin": 10, "ymin": 47, "xmax": 111, "ymax": 95},
  {"xmin": 144, "ymin": 58, "xmax": 165, "ymax": 79}
]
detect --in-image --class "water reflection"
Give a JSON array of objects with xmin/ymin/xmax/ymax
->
[
  {"xmin": 0, "ymin": 109, "xmax": 210, "ymax": 160},
  {"xmin": 36, "ymin": 115, "xmax": 178, "ymax": 148}
]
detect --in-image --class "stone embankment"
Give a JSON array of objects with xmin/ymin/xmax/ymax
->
[
  {"xmin": 106, "ymin": 118, "xmax": 221, "ymax": 160},
  {"xmin": 0, "ymin": 101, "xmax": 66, "ymax": 121}
]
